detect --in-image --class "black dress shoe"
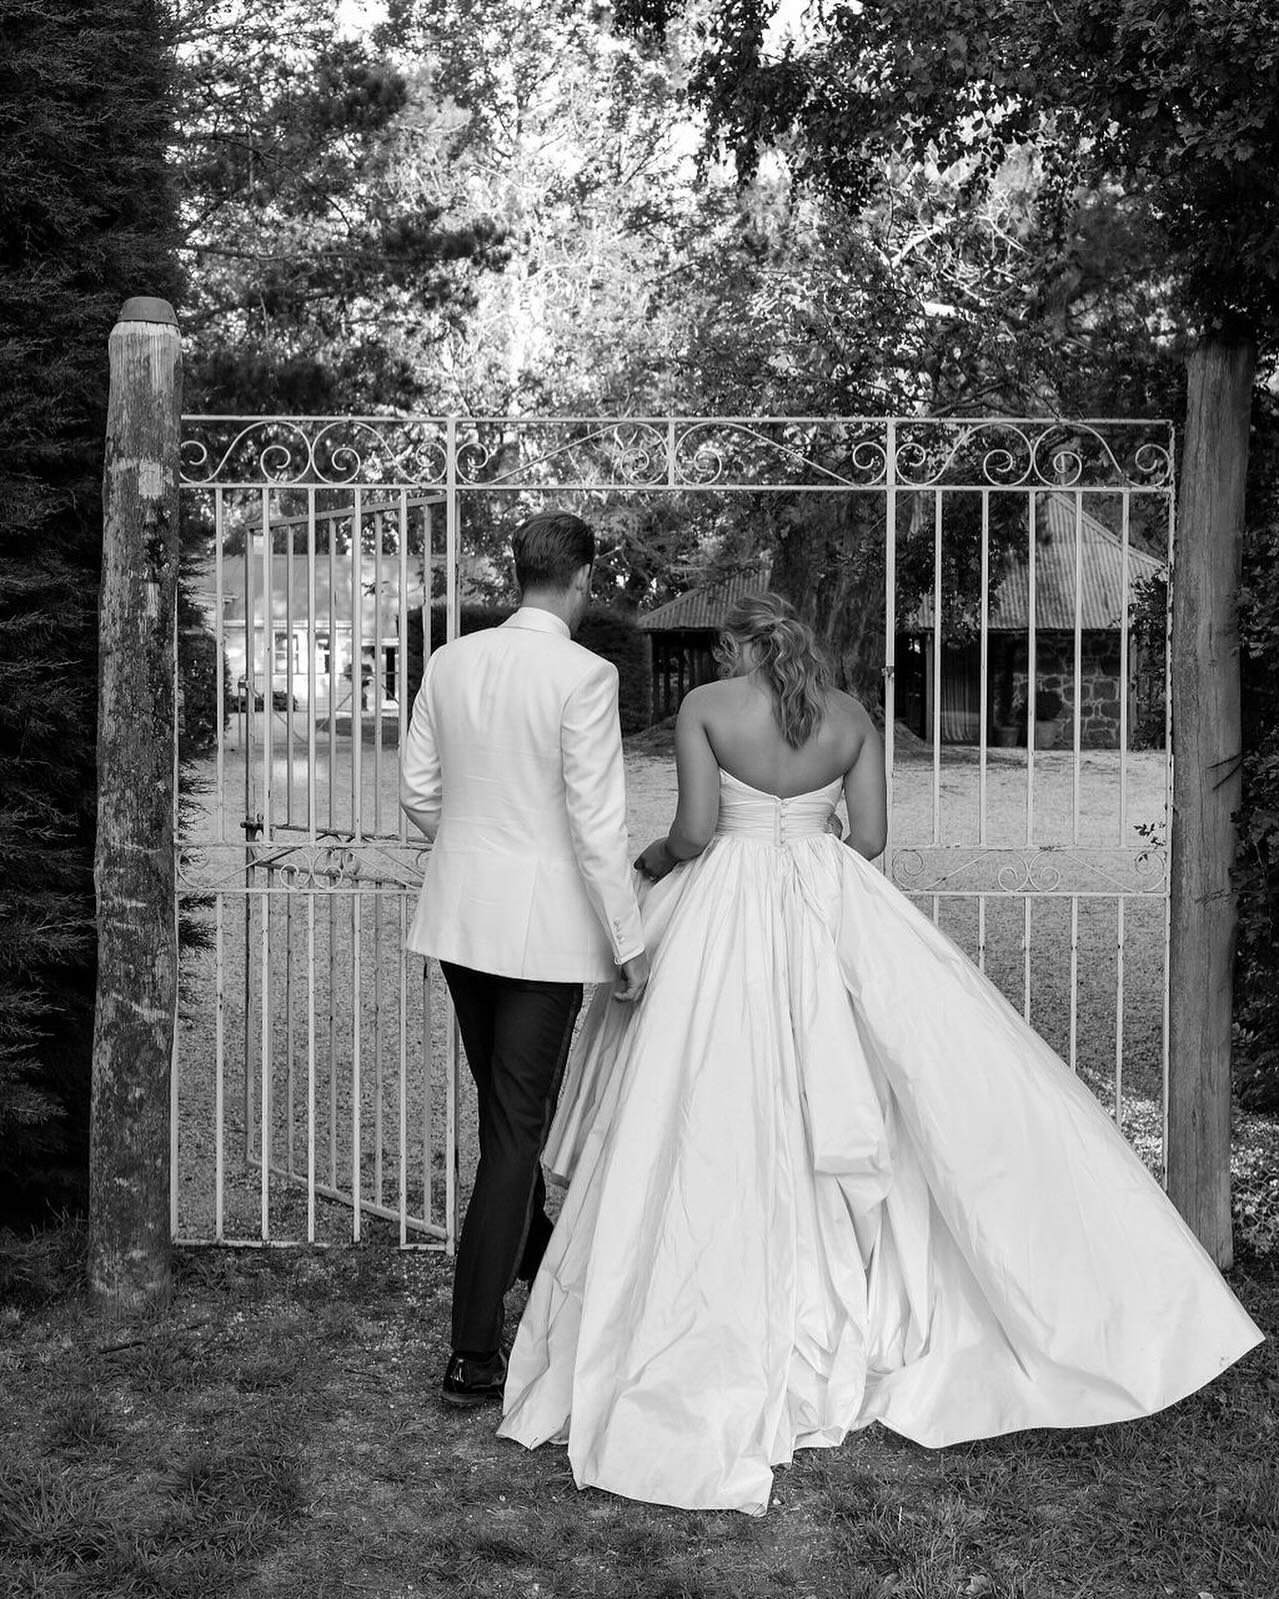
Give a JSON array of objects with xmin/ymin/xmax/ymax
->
[{"xmin": 441, "ymin": 1349, "xmax": 508, "ymax": 1408}]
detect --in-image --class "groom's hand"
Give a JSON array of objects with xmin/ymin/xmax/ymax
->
[{"xmin": 614, "ymin": 950, "xmax": 650, "ymax": 1004}]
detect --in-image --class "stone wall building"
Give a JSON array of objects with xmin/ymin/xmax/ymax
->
[{"xmin": 901, "ymin": 492, "xmax": 1166, "ymax": 749}]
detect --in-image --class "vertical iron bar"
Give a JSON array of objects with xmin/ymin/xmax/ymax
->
[
  {"xmin": 306, "ymin": 893, "xmax": 316, "ymax": 1244},
  {"xmin": 446, "ymin": 419, "xmax": 459, "ymax": 642},
  {"xmin": 213, "ymin": 490, "xmax": 226, "ymax": 1238},
  {"xmin": 978, "ymin": 490, "xmax": 989, "ymax": 846},
  {"xmin": 1026, "ymin": 490, "xmax": 1037, "ymax": 845},
  {"xmin": 423, "ymin": 963, "xmax": 433, "ymax": 1232},
  {"xmin": 1069, "ymin": 896, "xmax": 1079, "ymax": 1073},
  {"xmin": 1023, "ymin": 898, "xmax": 1032, "ymax": 1024},
  {"xmin": 1120, "ymin": 493, "xmax": 1131, "ymax": 844},
  {"xmin": 259, "ymin": 885, "xmax": 271, "ymax": 1240},
  {"xmin": 883, "ymin": 420, "xmax": 897, "ymax": 877},
  {"xmin": 259, "ymin": 489, "xmax": 273, "ymax": 1239},
  {"xmin": 351, "ymin": 490, "xmax": 363, "ymax": 1240},
  {"xmin": 243, "ymin": 495, "xmax": 256, "ymax": 1168},
  {"xmin": 214, "ymin": 897, "xmax": 225, "ymax": 1240},
  {"xmin": 399, "ymin": 896, "xmax": 409, "ymax": 1247},
  {"xmin": 285, "ymin": 505, "xmax": 294, "ymax": 825},
  {"xmin": 214, "ymin": 489, "xmax": 226, "ymax": 841},
  {"xmin": 1116, "ymin": 897, "xmax": 1126, "ymax": 1126},
  {"xmin": 285, "ymin": 890, "xmax": 294, "ymax": 1176},
  {"xmin": 1073, "ymin": 490, "xmax": 1083, "ymax": 843},
  {"xmin": 306, "ymin": 490, "xmax": 317, "ymax": 1241},
  {"xmin": 932, "ymin": 488, "xmax": 942, "ymax": 848},
  {"xmin": 372, "ymin": 506, "xmax": 384, "ymax": 1207},
  {"xmin": 1161, "ymin": 457, "xmax": 1175, "ymax": 1182},
  {"xmin": 327, "ymin": 509, "xmax": 337, "ymax": 1188}
]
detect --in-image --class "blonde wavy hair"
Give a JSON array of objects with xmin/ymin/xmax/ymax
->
[{"xmin": 716, "ymin": 592, "xmax": 834, "ymax": 748}]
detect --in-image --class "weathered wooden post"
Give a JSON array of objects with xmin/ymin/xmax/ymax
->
[
  {"xmin": 89, "ymin": 297, "xmax": 182, "ymax": 1316},
  {"xmin": 1167, "ymin": 335, "xmax": 1256, "ymax": 1269}
]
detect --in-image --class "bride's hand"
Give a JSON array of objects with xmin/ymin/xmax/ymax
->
[
  {"xmin": 825, "ymin": 811, "xmax": 845, "ymax": 842},
  {"xmin": 634, "ymin": 838, "xmax": 676, "ymax": 882}
]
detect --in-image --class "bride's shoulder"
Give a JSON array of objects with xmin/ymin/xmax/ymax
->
[
  {"xmin": 678, "ymin": 679, "xmax": 738, "ymax": 717},
  {"xmin": 826, "ymin": 687, "xmax": 875, "ymax": 729}
]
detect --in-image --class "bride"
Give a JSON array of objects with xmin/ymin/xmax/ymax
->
[{"xmin": 497, "ymin": 591, "xmax": 1263, "ymax": 1515}]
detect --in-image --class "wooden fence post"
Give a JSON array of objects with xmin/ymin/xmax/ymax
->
[
  {"xmin": 88, "ymin": 297, "xmax": 182, "ymax": 1317},
  {"xmin": 1167, "ymin": 335, "xmax": 1255, "ymax": 1269}
]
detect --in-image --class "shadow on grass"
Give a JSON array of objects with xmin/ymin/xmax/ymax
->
[{"xmin": 0, "ymin": 1234, "xmax": 1275, "ymax": 1599}]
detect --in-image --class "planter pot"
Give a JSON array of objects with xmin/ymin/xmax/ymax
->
[
  {"xmin": 991, "ymin": 723, "xmax": 1021, "ymax": 748},
  {"xmin": 1033, "ymin": 717, "xmax": 1060, "ymax": 750}
]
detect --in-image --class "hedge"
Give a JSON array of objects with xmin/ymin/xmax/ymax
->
[
  {"xmin": 0, "ymin": 0, "xmax": 181, "ymax": 1221},
  {"xmin": 405, "ymin": 603, "xmax": 651, "ymax": 734}
]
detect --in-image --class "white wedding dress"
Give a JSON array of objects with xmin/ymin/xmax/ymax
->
[{"xmin": 497, "ymin": 769, "xmax": 1264, "ymax": 1515}]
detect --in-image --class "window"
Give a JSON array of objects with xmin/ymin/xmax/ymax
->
[{"xmin": 273, "ymin": 631, "xmax": 297, "ymax": 673}]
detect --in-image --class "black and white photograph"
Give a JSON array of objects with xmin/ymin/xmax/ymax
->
[{"xmin": 2, "ymin": 1, "xmax": 1277, "ymax": 1594}]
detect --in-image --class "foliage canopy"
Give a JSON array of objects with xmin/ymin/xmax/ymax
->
[{"xmin": 620, "ymin": 0, "xmax": 1279, "ymax": 348}]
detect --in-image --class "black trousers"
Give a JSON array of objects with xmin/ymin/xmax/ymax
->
[{"xmin": 441, "ymin": 960, "xmax": 583, "ymax": 1357}]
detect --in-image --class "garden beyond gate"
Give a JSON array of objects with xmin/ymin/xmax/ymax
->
[{"xmin": 172, "ymin": 415, "xmax": 1174, "ymax": 1250}]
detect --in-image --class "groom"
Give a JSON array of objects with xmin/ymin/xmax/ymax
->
[{"xmin": 400, "ymin": 510, "xmax": 648, "ymax": 1407}]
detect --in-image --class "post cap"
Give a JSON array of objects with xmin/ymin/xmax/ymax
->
[{"xmin": 117, "ymin": 296, "xmax": 177, "ymax": 326}]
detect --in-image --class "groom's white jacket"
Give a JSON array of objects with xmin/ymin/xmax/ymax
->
[{"xmin": 400, "ymin": 606, "xmax": 644, "ymax": 983}]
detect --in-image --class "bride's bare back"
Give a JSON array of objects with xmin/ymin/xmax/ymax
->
[
  {"xmin": 695, "ymin": 674, "xmax": 866, "ymax": 797},
  {"xmin": 659, "ymin": 674, "xmax": 888, "ymax": 863}
]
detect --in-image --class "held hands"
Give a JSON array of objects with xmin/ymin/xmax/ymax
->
[
  {"xmin": 634, "ymin": 837, "xmax": 677, "ymax": 883},
  {"xmin": 825, "ymin": 810, "xmax": 845, "ymax": 842},
  {"xmin": 614, "ymin": 949, "xmax": 650, "ymax": 1004}
]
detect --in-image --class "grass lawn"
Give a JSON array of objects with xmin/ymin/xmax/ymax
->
[{"xmin": 2, "ymin": 1230, "xmax": 1277, "ymax": 1599}]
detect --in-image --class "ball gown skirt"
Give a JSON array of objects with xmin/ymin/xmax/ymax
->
[{"xmin": 497, "ymin": 771, "xmax": 1264, "ymax": 1515}]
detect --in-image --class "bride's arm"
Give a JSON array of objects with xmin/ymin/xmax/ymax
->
[
  {"xmin": 842, "ymin": 707, "xmax": 888, "ymax": 860},
  {"xmin": 635, "ymin": 689, "xmax": 719, "ymax": 878}
]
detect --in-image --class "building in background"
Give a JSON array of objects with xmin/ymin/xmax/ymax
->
[{"xmin": 638, "ymin": 494, "xmax": 1165, "ymax": 748}]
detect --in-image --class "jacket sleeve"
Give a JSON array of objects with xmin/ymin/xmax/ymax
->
[
  {"xmin": 399, "ymin": 653, "xmax": 443, "ymax": 841},
  {"xmin": 561, "ymin": 658, "xmax": 644, "ymax": 964}
]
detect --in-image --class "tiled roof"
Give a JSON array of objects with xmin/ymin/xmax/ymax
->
[
  {"xmin": 637, "ymin": 566, "xmax": 772, "ymax": 631},
  {"xmin": 908, "ymin": 492, "xmax": 1163, "ymax": 632}
]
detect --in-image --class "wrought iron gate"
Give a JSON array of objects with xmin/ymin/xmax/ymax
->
[{"xmin": 173, "ymin": 416, "xmax": 1174, "ymax": 1247}]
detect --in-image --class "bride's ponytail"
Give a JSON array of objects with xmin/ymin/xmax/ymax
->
[{"xmin": 718, "ymin": 592, "xmax": 834, "ymax": 747}]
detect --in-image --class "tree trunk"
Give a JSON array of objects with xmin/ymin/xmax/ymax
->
[
  {"xmin": 1167, "ymin": 334, "xmax": 1255, "ymax": 1269},
  {"xmin": 771, "ymin": 494, "xmax": 886, "ymax": 705},
  {"xmin": 89, "ymin": 297, "xmax": 182, "ymax": 1317}
]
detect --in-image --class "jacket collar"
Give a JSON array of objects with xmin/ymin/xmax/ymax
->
[{"xmin": 502, "ymin": 605, "xmax": 571, "ymax": 640}]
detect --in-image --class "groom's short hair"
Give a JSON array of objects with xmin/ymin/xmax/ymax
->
[{"xmin": 512, "ymin": 511, "xmax": 595, "ymax": 593}]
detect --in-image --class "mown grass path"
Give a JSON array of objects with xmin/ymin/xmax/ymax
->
[{"xmin": 2, "ymin": 1236, "xmax": 1276, "ymax": 1599}]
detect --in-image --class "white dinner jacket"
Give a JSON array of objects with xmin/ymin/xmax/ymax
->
[{"xmin": 399, "ymin": 607, "xmax": 644, "ymax": 983}]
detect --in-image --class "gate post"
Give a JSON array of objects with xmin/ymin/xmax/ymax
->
[
  {"xmin": 88, "ymin": 297, "xmax": 183, "ymax": 1316},
  {"xmin": 1167, "ymin": 335, "xmax": 1255, "ymax": 1269}
]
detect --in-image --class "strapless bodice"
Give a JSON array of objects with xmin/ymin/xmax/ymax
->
[{"xmin": 714, "ymin": 769, "xmax": 843, "ymax": 843}]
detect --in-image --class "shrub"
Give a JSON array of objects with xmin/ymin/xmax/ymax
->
[
  {"xmin": 576, "ymin": 608, "xmax": 651, "ymax": 734},
  {"xmin": 405, "ymin": 603, "xmax": 650, "ymax": 733},
  {"xmin": 178, "ymin": 627, "xmax": 228, "ymax": 758}
]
